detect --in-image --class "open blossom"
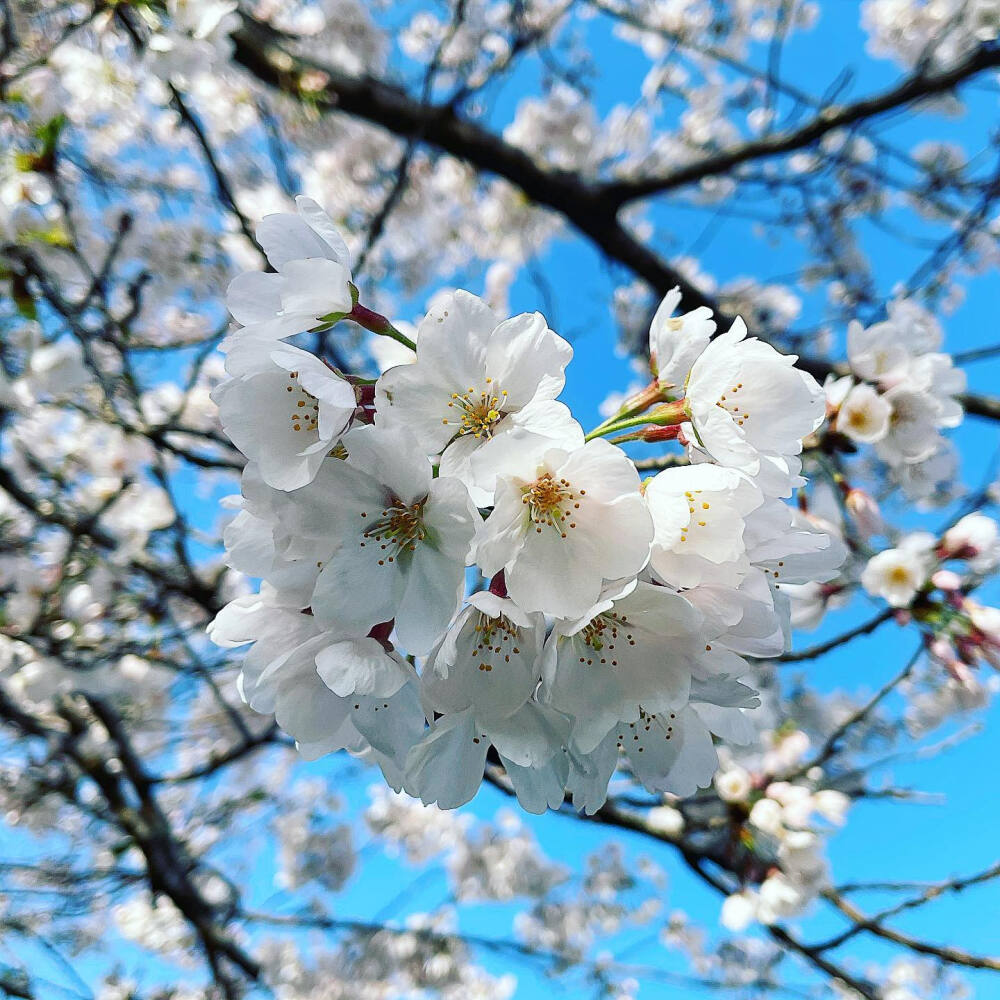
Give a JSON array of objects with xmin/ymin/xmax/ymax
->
[
  {"xmin": 714, "ymin": 765, "xmax": 752, "ymax": 802},
  {"xmin": 208, "ymin": 590, "xmax": 423, "ymax": 778},
  {"xmin": 225, "ymin": 197, "xmax": 354, "ymax": 343},
  {"xmin": 539, "ymin": 582, "xmax": 705, "ymax": 753},
  {"xmin": 645, "ymin": 463, "xmax": 763, "ymax": 589},
  {"xmin": 421, "ymin": 591, "xmax": 545, "ymax": 725},
  {"xmin": 647, "ymin": 285, "xmax": 716, "ymax": 389},
  {"xmin": 214, "ymin": 339, "xmax": 357, "ymax": 490},
  {"xmin": 861, "ymin": 534, "xmax": 936, "ymax": 607},
  {"xmin": 683, "ymin": 318, "xmax": 825, "ymax": 473},
  {"xmin": 404, "ymin": 699, "xmax": 569, "ymax": 811},
  {"xmin": 619, "ymin": 702, "xmax": 724, "ymax": 798},
  {"xmin": 836, "ymin": 381, "xmax": 891, "ymax": 443},
  {"xmin": 146, "ymin": 0, "xmax": 238, "ymax": 83},
  {"xmin": 476, "ymin": 438, "xmax": 653, "ymax": 618},
  {"xmin": 847, "ymin": 318, "xmax": 911, "ymax": 384},
  {"xmin": 376, "ymin": 290, "xmax": 579, "ymax": 504},
  {"xmin": 302, "ymin": 425, "xmax": 478, "ymax": 654}
]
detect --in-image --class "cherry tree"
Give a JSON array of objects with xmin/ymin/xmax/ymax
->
[{"xmin": 1, "ymin": 1, "xmax": 999, "ymax": 998}]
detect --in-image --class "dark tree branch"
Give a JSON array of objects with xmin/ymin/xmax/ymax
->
[
  {"xmin": 601, "ymin": 42, "xmax": 1000, "ymax": 205},
  {"xmin": 229, "ymin": 14, "xmax": 1000, "ymax": 423}
]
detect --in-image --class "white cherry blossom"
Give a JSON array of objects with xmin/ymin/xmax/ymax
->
[
  {"xmin": 647, "ymin": 286, "xmax": 716, "ymax": 389},
  {"xmin": 225, "ymin": 197, "xmax": 354, "ymax": 344},
  {"xmin": 376, "ymin": 290, "xmax": 579, "ymax": 504},
  {"xmin": 539, "ymin": 582, "xmax": 705, "ymax": 753},
  {"xmin": 476, "ymin": 438, "xmax": 653, "ymax": 618},
  {"xmin": 645, "ymin": 463, "xmax": 763, "ymax": 589},
  {"xmin": 303, "ymin": 425, "xmax": 479, "ymax": 654},
  {"xmin": 837, "ymin": 381, "xmax": 891, "ymax": 443},
  {"xmin": 861, "ymin": 534, "xmax": 937, "ymax": 607},
  {"xmin": 422, "ymin": 590, "xmax": 545, "ymax": 725},
  {"xmin": 213, "ymin": 339, "xmax": 357, "ymax": 490},
  {"xmin": 684, "ymin": 318, "xmax": 826, "ymax": 473}
]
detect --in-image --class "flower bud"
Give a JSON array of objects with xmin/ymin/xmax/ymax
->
[{"xmin": 845, "ymin": 488, "xmax": 884, "ymax": 539}]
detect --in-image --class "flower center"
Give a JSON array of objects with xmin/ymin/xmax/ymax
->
[
  {"xmin": 847, "ymin": 407, "xmax": 872, "ymax": 431},
  {"xmin": 285, "ymin": 370, "xmax": 319, "ymax": 434},
  {"xmin": 359, "ymin": 497, "xmax": 427, "ymax": 566},
  {"xmin": 679, "ymin": 488, "xmax": 709, "ymax": 544},
  {"xmin": 716, "ymin": 382, "xmax": 750, "ymax": 427},
  {"xmin": 576, "ymin": 612, "xmax": 636, "ymax": 667},
  {"xmin": 617, "ymin": 709, "xmax": 678, "ymax": 749},
  {"xmin": 521, "ymin": 473, "xmax": 586, "ymax": 538},
  {"xmin": 444, "ymin": 379, "xmax": 508, "ymax": 439},
  {"xmin": 473, "ymin": 613, "xmax": 522, "ymax": 671}
]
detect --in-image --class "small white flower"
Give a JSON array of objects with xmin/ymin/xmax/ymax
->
[
  {"xmin": 226, "ymin": 197, "xmax": 354, "ymax": 343},
  {"xmin": 837, "ymin": 382, "xmax": 891, "ymax": 443},
  {"xmin": 756, "ymin": 872, "xmax": 805, "ymax": 924},
  {"xmin": 647, "ymin": 286, "xmax": 716, "ymax": 389},
  {"xmin": 684, "ymin": 318, "xmax": 825, "ymax": 473},
  {"xmin": 213, "ymin": 339, "xmax": 357, "ymax": 490},
  {"xmin": 877, "ymin": 386, "xmax": 945, "ymax": 465},
  {"xmin": 376, "ymin": 290, "xmax": 579, "ymax": 504},
  {"xmin": 720, "ymin": 889, "xmax": 758, "ymax": 931},
  {"xmin": 304, "ymin": 425, "xmax": 478, "ymax": 654},
  {"xmin": 620, "ymin": 704, "xmax": 720, "ymax": 798},
  {"xmin": 847, "ymin": 318, "xmax": 910, "ymax": 384},
  {"xmin": 208, "ymin": 592, "xmax": 423, "ymax": 776},
  {"xmin": 645, "ymin": 463, "xmax": 763, "ymax": 589},
  {"xmin": 477, "ymin": 438, "xmax": 653, "ymax": 619},
  {"xmin": 812, "ymin": 789, "xmax": 850, "ymax": 825},
  {"xmin": 422, "ymin": 591, "xmax": 545, "ymax": 726},
  {"xmin": 647, "ymin": 805, "xmax": 685, "ymax": 837},
  {"xmin": 404, "ymin": 701, "xmax": 568, "ymax": 810},
  {"xmin": 861, "ymin": 534, "xmax": 936, "ymax": 607},
  {"xmin": 714, "ymin": 765, "xmax": 752, "ymax": 803},
  {"xmin": 748, "ymin": 796, "xmax": 784, "ymax": 835},
  {"xmin": 540, "ymin": 582, "xmax": 704, "ymax": 752}
]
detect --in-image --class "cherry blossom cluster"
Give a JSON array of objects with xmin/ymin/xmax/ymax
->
[
  {"xmin": 209, "ymin": 198, "xmax": 843, "ymax": 812},
  {"xmin": 712, "ymin": 745, "xmax": 851, "ymax": 931},
  {"xmin": 826, "ymin": 299, "xmax": 965, "ymax": 498},
  {"xmin": 861, "ymin": 512, "xmax": 1000, "ymax": 673}
]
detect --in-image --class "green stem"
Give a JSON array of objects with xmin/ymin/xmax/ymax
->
[
  {"xmin": 585, "ymin": 399, "xmax": 688, "ymax": 441},
  {"xmin": 585, "ymin": 380, "xmax": 669, "ymax": 439},
  {"xmin": 346, "ymin": 303, "xmax": 416, "ymax": 351}
]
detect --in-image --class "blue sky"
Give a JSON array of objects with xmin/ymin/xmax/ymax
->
[
  {"xmin": 248, "ymin": 5, "xmax": 999, "ymax": 996},
  {"xmin": 350, "ymin": 5, "xmax": 1000, "ymax": 995},
  {"xmin": 5, "ymin": 3, "xmax": 998, "ymax": 997}
]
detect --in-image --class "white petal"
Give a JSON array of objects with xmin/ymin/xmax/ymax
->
[
  {"xmin": 279, "ymin": 258, "xmax": 353, "ymax": 317},
  {"xmin": 315, "ymin": 638, "xmax": 409, "ymax": 697},
  {"xmin": 294, "ymin": 196, "xmax": 352, "ymax": 271},
  {"xmin": 257, "ymin": 212, "xmax": 335, "ymax": 268},
  {"xmin": 404, "ymin": 710, "xmax": 486, "ymax": 809},
  {"xmin": 227, "ymin": 271, "xmax": 283, "ymax": 326}
]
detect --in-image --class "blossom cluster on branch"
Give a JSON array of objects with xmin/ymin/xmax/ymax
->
[
  {"xmin": 210, "ymin": 197, "xmax": 843, "ymax": 812},
  {"xmin": 3, "ymin": 1, "xmax": 1000, "ymax": 997}
]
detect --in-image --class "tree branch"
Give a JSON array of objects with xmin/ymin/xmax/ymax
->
[
  {"xmin": 601, "ymin": 42, "xmax": 1000, "ymax": 206},
  {"xmin": 229, "ymin": 15, "xmax": 1000, "ymax": 423}
]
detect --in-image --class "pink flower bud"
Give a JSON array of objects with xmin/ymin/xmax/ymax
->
[
  {"xmin": 931, "ymin": 569, "xmax": 962, "ymax": 591},
  {"xmin": 845, "ymin": 488, "xmax": 883, "ymax": 539}
]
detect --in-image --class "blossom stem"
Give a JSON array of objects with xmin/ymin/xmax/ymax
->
[
  {"xmin": 584, "ymin": 399, "xmax": 688, "ymax": 441},
  {"xmin": 583, "ymin": 381, "xmax": 671, "ymax": 440},
  {"xmin": 347, "ymin": 303, "xmax": 417, "ymax": 351}
]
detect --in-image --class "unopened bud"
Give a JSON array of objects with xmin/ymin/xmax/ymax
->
[
  {"xmin": 845, "ymin": 488, "xmax": 883, "ymax": 539},
  {"xmin": 931, "ymin": 569, "xmax": 962, "ymax": 591}
]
